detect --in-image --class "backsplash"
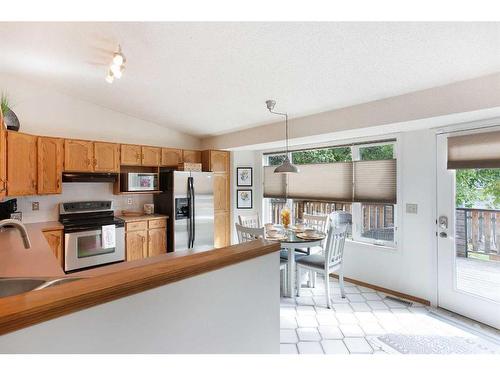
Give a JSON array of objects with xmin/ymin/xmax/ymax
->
[{"xmin": 10, "ymin": 183, "xmax": 153, "ymax": 223}]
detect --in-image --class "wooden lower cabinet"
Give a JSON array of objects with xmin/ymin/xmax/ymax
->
[
  {"xmin": 214, "ymin": 211, "xmax": 230, "ymax": 248},
  {"xmin": 125, "ymin": 218, "xmax": 167, "ymax": 261},
  {"xmin": 148, "ymin": 228, "xmax": 166, "ymax": 257},
  {"xmin": 43, "ymin": 230, "xmax": 63, "ymax": 267},
  {"xmin": 126, "ymin": 230, "xmax": 148, "ymax": 261}
]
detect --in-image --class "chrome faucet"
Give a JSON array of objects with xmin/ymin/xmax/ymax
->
[{"xmin": 0, "ymin": 219, "xmax": 31, "ymax": 249}]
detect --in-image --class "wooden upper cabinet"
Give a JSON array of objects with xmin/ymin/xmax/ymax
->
[
  {"xmin": 183, "ymin": 150, "xmax": 202, "ymax": 164},
  {"xmin": 141, "ymin": 146, "xmax": 161, "ymax": 166},
  {"xmin": 121, "ymin": 144, "xmax": 141, "ymax": 166},
  {"xmin": 64, "ymin": 139, "xmax": 93, "ymax": 172},
  {"xmin": 7, "ymin": 132, "xmax": 38, "ymax": 196},
  {"xmin": 213, "ymin": 173, "xmax": 229, "ymax": 211},
  {"xmin": 202, "ymin": 150, "xmax": 230, "ymax": 172},
  {"xmin": 38, "ymin": 137, "xmax": 63, "ymax": 194},
  {"xmin": 94, "ymin": 142, "xmax": 120, "ymax": 172},
  {"xmin": 161, "ymin": 148, "xmax": 183, "ymax": 167},
  {"xmin": 0, "ymin": 122, "xmax": 6, "ymax": 199}
]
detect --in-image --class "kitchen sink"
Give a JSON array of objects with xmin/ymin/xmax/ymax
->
[{"xmin": 0, "ymin": 277, "xmax": 84, "ymax": 298}]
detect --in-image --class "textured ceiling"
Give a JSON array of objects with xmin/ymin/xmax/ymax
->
[{"xmin": 0, "ymin": 22, "xmax": 499, "ymax": 137}]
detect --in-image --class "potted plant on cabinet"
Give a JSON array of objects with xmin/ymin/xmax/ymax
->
[{"xmin": 1, "ymin": 93, "xmax": 20, "ymax": 131}]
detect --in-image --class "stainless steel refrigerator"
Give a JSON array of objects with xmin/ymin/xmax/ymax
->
[{"xmin": 154, "ymin": 170, "xmax": 214, "ymax": 252}]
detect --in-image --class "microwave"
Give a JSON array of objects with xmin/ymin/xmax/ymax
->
[{"xmin": 121, "ymin": 172, "xmax": 159, "ymax": 192}]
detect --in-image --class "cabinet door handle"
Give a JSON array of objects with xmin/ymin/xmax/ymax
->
[
  {"xmin": 93, "ymin": 158, "xmax": 97, "ymax": 167},
  {"xmin": 57, "ymin": 177, "xmax": 61, "ymax": 189},
  {"xmin": 0, "ymin": 178, "xmax": 6, "ymax": 193}
]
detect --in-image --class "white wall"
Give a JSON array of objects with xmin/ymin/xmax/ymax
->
[
  {"xmin": 0, "ymin": 73, "xmax": 200, "ymax": 149},
  {"xmin": 230, "ymin": 150, "xmax": 263, "ymax": 243},
  {"xmin": 12, "ymin": 183, "xmax": 152, "ymax": 223},
  {"xmin": 0, "ymin": 252, "xmax": 280, "ymax": 354}
]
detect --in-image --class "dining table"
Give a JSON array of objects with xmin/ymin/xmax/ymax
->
[{"xmin": 267, "ymin": 226, "xmax": 326, "ymax": 298}]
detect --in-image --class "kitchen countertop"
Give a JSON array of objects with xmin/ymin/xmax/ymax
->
[
  {"xmin": 0, "ymin": 239, "xmax": 280, "ymax": 336},
  {"xmin": 0, "ymin": 222, "xmax": 65, "ymax": 278},
  {"xmin": 117, "ymin": 214, "xmax": 169, "ymax": 223}
]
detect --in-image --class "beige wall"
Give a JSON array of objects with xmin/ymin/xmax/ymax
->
[
  {"xmin": 0, "ymin": 73, "xmax": 201, "ymax": 149},
  {"xmin": 202, "ymin": 72, "xmax": 500, "ymax": 150}
]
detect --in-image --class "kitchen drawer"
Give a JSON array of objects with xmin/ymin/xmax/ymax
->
[
  {"xmin": 126, "ymin": 220, "xmax": 148, "ymax": 232},
  {"xmin": 148, "ymin": 219, "xmax": 166, "ymax": 229}
]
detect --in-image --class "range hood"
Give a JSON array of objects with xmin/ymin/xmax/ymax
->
[{"xmin": 62, "ymin": 172, "xmax": 118, "ymax": 183}]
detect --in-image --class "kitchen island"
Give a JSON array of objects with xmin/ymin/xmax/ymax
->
[{"xmin": 0, "ymin": 237, "xmax": 280, "ymax": 353}]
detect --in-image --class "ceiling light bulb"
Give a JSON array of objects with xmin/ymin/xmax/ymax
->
[
  {"xmin": 110, "ymin": 64, "xmax": 122, "ymax": 79},
  {"xmin": 105, "ymin": 70, "xmax": 114, "ymax": 83},
  {"xmin": 113, "ymin": 53, "xmax": 124, "ymax": 66}
]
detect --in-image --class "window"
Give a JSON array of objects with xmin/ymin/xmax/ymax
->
[
  {"xmin": 353, "ymin": 143, "xmax": 396, "ymax": 246},
  {"xmin": 263, "ymin": 141, "xmax": 397, "ymax": 248}
]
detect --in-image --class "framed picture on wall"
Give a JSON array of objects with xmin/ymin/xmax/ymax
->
[
  {"xmin": 236, "ymin": 189, "xmax": 253, "ymax": 209},
  {"xmin": 236, "ymin": 167, "xmax": 253, "ymax": 187}
]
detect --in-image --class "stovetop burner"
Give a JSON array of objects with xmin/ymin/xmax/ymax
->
[{"xmin": 59, "ymin": 200, "xmax": 124, "ymax": 233}]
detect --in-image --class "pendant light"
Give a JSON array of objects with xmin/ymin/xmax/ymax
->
[{"xmin": 265, "ymin": 99, "xmax": 299, "ymax": 174}]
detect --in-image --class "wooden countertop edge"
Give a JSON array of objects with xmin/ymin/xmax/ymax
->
[{"xmin": 0, "ymin": 240, "xmax": 280, "ymax": 336}]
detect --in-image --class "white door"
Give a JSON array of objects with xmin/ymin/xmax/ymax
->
[{"xmin": 436, "ymin": 130, "xmax": 500, "ymax": 329}]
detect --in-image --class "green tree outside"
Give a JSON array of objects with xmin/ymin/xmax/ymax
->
[{"xmin": 456, "ymin": 168, "xmax": 500, "ymax": 209}]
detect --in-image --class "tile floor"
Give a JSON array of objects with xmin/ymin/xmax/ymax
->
[{"xmin": 280, "ymin": 276, "xmax": 500, "ymax": 354}]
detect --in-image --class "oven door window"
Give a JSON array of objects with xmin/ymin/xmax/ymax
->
[{"xmin": 77, "ymin": 233, "xmax": 115, "ymax": 258}]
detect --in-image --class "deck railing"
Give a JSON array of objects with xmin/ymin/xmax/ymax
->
[{"xmin": 456, "ymin": 207, "xmax": 499, "ymax": 258}]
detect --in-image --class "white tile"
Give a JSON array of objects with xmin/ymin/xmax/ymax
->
[
  {"xmin": 343, "ymin": 338, "xmax": 374, "ymax": 354},
  {"xmin": 362, "ymin": 292, "xmax": 382, "ymax": 301},
  {"xmin": 280, "ymin": 297, "xmax": 296, "ymax": 306},
  {"xmin": 311, "ymin": 288, "xmax": 326, "ymax": 296},
  {"xmin": 280, "ymin": 315, "xmax": 298, "ymax": 329},
  {"xmin": 350, "ymin": 302, "xmax": 372, "ymax": 312},
  {"xmin": 409, "ymin": 306, "xmax": 430, "ymax": 315},
  {"xmin": 297, "ymin": 341, "xmax": 324, "ymax": 354},
  {"xmin": 280, "ymin": 344, "xmax": 298, "ymax": 354},
  {"xmin": 330, "ymin": 295, "xmax": 350, "ymax": 304},
  {"xmin": 296, "ymin": 296, "xmax": 315, "ymax": 306},
  {"xmin": 332, "ymin": 303, "xmax": 353, "ymax": 313},
  {"xmin": 297, "ymin": 327, "xmax": 321, "ymax": 341},
  {"xmin": 347, "ymin": 293, "xmax": 366, "ymax": 302},
  {"xmin": 298, "ymin": 288, "xmax": 313, "ymax": 296},
  {"xmin": 321, "ymin": 340, "xmax": 349, "ymax": 354},
  {"xmin": 367, "ymin": 300, "xmax": 389, "ymax": 310},
  {"xmin": 316, "ymin": 313, "xmax": 339, "ymax": 326},
  {"xmin": 280, "ymin": 329, "xmax": 298, "ymax": 344},
  {"xmin": 318, "ymin": 326, "xmax": 343, "ymax": 339},
  {"xmin": 339, "ymin": 324, "xmax": 365, "ymax": 337},
  {"xmin": 357, "ymin": 286, "xmax": 376, "ymax": 293},
  {"xmin": 312, "ymin": 296, "xmax": 328, "ymax": 307},
  {"xmin": 384, "ymin": 298, "xmax": 411, "ymax": 308},
  {"xmin": 354, "ymin": 312, "xmax": 378, "ymax": 323},
  {"xmin": 296, "ymin": 315, "xmax": 319, "ymax": 327},
  {"xmin": 344, "ymin": 286, "xmax": 360, "ymax": 293},
  {"xmin": 335, "ymin": 312, "xmax": 358, "ymax": 324},
  {"xmin": 280, "ymin": 305, "xmax": 296, "ymax": 315},
  {"xmin": 359, "ymin": 322, "xmax": 385, "ymax": 335},
  {"xmin": 296, "ymin": 305, "xmax": 316, "ymax": 316}
]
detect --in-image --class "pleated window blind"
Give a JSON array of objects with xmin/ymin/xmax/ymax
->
[
  {"xmin": 353, "ymin": 159, "xmax": 397, "ymax": 203},
  {"xmin": 263, "ymin": 160, "xmax": 397, "ymax": 203},
  {"xmin": 448, "ymin": 130, "xmax": 500, "ymax": 169}
]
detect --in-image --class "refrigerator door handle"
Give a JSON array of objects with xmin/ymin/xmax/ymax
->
[
  {"xmin": 187, "ymin": 178, "xmax": 192, "ymax": 248},
  {"xmin": 188, "ymin": 177, "xmax": 196, "ymax": 247}
]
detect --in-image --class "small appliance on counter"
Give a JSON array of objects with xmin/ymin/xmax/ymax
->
[
  {"xmin": 120, "ymin": 172, "xmax": 159, "ymax": 192},
  {"xmin": 0, "ymin": 198, "xmax": 20, "ymax": 220},
  {"xmin": 59, "ymin": 200, "xmax": 125, "ymax": 272},
  {"xmin": 143, "ymin": 203, "xmax": 154, "ymax": 215}
]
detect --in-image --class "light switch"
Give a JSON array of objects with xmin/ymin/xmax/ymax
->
[{"xmin": 406, "ymin": 203, "xmax": 418, "ymax": 214}]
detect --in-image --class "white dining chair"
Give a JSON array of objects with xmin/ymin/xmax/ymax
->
[
  {"xmin": 238, "ymin": 213, "xmax": 261, "ymax": 228},
  {"xmin": 235, "ymin": 223, "xmax": 264, "ymax": 243},
  {"xmin": 295, "ymin": 225, "xmax": 348, "ymax": 309},
  {"xmin": 302, "ymin": 213, "xmax": 330, "ymax": 287},
  {"xmin": 235, "ymin": 223, "xmax": 288, "ymax": 296}
]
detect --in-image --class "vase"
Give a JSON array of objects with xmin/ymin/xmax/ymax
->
[
  {"xmin": 280, "ymin": 206, "xmax": 291, "ymax": 229},
  {"xmin": 3, "ymin": 107, "xmax": 20, "ymax": 131}
]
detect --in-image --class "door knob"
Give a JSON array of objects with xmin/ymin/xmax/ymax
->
[{"xmin": 439, "ymin": 232, "xmax": 448, "ymax": 238}]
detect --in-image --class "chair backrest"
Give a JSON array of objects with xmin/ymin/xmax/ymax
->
[
  {"xmin": 238, "ymin": 213, "xmax": 261, "ymax": 228},
  {"xmin": 330, "ymin": 210, "xmax": 352, "ymax": 235},
  {"xmin": 324, "ymin": 224, "xmax": 347, "ymax": 268},
  {"xmin": 235, "ymin": 223, "xmax": 265, "ymax": 243},
  {"xmin": 303, "ymin": 213, "xmax": 329, "ymax": 233}
]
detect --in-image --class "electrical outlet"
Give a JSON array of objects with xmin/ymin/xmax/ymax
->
[
  {"xmin": 127, "ymin": 198, "xmax": 133, "ymax": 205},
  {"xmin": 32, "ymin": 202, "xmax": 40, "ymax": 211}
]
